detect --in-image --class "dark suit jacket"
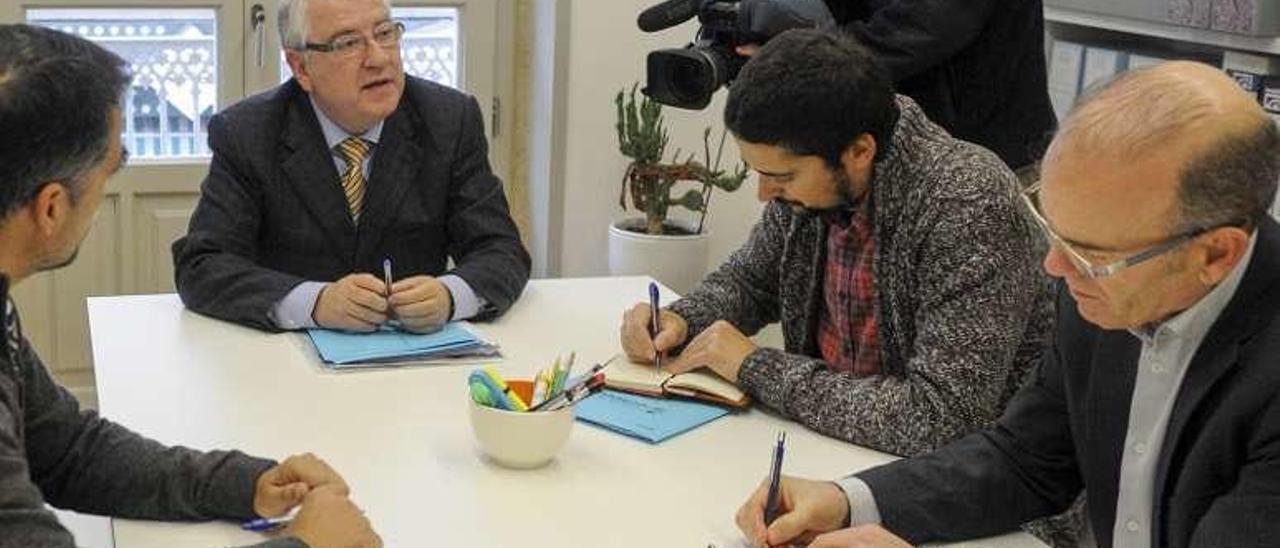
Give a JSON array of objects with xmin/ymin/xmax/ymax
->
[
  {"xmin": 858, "ymin": 218, "xmax": 1280, "ymax": 548},
  {"xmin": 828, "ymin": 0, "xmax": 1056, "ymax": 169},
  {"xmin": 172, "ymin": 77, "xmax": 530, "ymax": 331}
]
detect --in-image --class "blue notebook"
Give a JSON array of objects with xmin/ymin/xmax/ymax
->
[
  {"xmin": 306, "ymin": 323, "xmax": 499, "ymax": 368},
  {"xmin": 575, "ymin": 390, "xmax": 730, "ymax": 443}
]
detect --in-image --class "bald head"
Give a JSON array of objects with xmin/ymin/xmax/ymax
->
[
  {"xmin": 1047, "ymin": 61, "xmax": 1279, "ymax": 231},
  {"xmin": 1051, "ymin": 62, "xmax": 1264, "ymax": 160}
]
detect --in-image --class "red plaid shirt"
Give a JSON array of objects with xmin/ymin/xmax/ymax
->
[{"xmin": 817, "ymin": 207, "xmax": 881, "ymax": 377}]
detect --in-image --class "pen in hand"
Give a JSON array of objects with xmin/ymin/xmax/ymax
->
[
  {"xmin": 382, "ymin": 258, "xmax": 394, "ymax": 298},
  {"xmin": 648, "ymin": 281, "xmax": 663, "ymax": 369},
  {"xmin": 382, "ymin": 257, "xmax": 397, "ymax": 325},
  {"xmin": 242, "ymin": 512, "xmax": 294, "ymax": 532},
  {"xmin": 764, "ymin": 431, "xmax": 787, "ymax": 525}
]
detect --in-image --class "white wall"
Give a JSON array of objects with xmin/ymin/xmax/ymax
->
[{"xmin": 553, "ymin": 0, "xmax": 765, "ymax": 278}]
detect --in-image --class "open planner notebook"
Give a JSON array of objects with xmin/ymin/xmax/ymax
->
[
  {"xmin": 306, "ymin": 322, "xmax": 500, "ymax": 369},
  {"xmin": 603, "ymin": 358, "xmax": 750, "ymax": 408},
  {"xmin": 575, "ymin": 357, "xmax": 748, "ymax": 443}
]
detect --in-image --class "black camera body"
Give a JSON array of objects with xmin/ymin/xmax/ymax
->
[{"xmin": 639, "ymin": 0, "xmax": 833, "ymax": 110}]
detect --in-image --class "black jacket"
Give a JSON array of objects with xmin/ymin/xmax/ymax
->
[
  {"xmin": 172, "ymin": 77, "xmax": 531, "ymax": 331},
  {"xmin": 829, "ymin": 0, "xmax": 1056, "ymax": 169},
  {"xmin": 858, "ymin": 219, "xmax": 1280, "ymax": 548}
]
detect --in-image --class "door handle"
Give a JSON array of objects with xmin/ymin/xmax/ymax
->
[{"xmin": 250, "ymin": 4, "xmax": 266, "ymax": 68}]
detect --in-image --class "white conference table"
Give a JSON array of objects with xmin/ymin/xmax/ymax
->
[{"xmin": 88, "ymin": 276, "xmax": 1044, "ymax": 548}]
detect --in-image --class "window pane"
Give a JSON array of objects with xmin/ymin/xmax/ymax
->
[
  {"xmin": 27, "ymin": 8, "xmax": 219, "ymax": 159},
  {"xmin": 398, "ymin": 7, "xmax": 459, "ymax": 87},
  {"xmin": 279, "ymin": 6, "xmax": 460, "ymax": 89}
]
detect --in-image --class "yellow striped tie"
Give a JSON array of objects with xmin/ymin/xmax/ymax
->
[{"xmin": 334, "ymin": 137, "xmax": 373, "ymax": 219}]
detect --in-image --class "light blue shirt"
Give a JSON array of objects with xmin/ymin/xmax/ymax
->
[
  {"xmin": 1110, "ymin": 234, "xmax": 1254, "ymax": 546},
  {"xmin": 268, "ymin": 101, "xmax": 486, "ymax": 329},
  {"xmin": 835, "ymin": 234, "xmax": 1258, "ymax": 542},
  {"xmin": 313, "ymin": 97, "xmax": 383, "ymax": 181}
]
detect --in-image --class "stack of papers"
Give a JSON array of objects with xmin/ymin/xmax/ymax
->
[
  {"xmin": 306, "ymin": 323, "xmax": 499, "ymax": 369},
  {"xmin": 576, "ymin": 390, "xmax": 730, "ymax": 443}
]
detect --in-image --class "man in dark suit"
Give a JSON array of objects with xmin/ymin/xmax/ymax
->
[
  {"xmin": 732, "ymin": 62, "xmax": 1280, "ymax": 548},
  {"xmin": 173, "ymin": 0, "xmax": 530, "ymax": 333}
]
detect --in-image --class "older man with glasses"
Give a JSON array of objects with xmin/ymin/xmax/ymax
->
[
  {"xmin": 731, "ymin": 61, "xmax": 1280, "ymax": 548},
  {"xmin": 172, "ymin": 0, "xmax": 530, "ymax": 334}
]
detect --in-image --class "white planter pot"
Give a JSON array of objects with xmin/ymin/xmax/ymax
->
[{"xmin": 608, "ymin": 218, "xmax": 709, "ymax": 295}]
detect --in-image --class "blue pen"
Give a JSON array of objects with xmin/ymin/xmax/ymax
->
[
  {"xmin": 648, "ymin": 282, "xmax": 663, "ymax": 369},
  {"xmin": 242, "ymin": 515, "xmax": 292, "ymax": 532},
  {"xmin": 764, "ymin": 431, "xmax": 787, "ymax": 525}
]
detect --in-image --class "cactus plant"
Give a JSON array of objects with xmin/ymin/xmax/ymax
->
[{"xmin": 615, "ymin": 84, "xmax": 749, "ymax": 235}]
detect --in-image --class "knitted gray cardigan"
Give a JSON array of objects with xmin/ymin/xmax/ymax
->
[{"xmin": 669, "ymin": 97, "xmax": 1052, "ymax": 457}]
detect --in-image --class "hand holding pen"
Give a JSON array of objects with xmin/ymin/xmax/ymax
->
[
  {"xmin": 313, "ymin": 274, "xmax": 392, "ymax": 332},
  {"xmin": 734, "ymin": 447, "xmax": 854, "ymax": 548},
  {"xmin": 649, "ymin": 282, "xmax": 664, "ymax": 369},
  {"xmin": 253, "ymin": 453, "xmax": 349, "ymax": 518},
  {"xmin": 278, "ymin": 485, "xmax": 382, "ymax": 548},
  {"xmin": 246, "ymin": 456, "xmax": 381, "ymax": 547},
  {"xmin": 620, "ymin": 285, "xmax": 689, "ymax": 366},
  {"xmin": 383, "ymin": 256, "xmax": 452, "ymax": 333},
  {"xmin": 764, "ymin": 432, "xmax": 786, "ymax": 525}
]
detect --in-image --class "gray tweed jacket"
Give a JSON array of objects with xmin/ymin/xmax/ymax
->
[{"xmin": 669, "ymin": 96, "xmax": 1052, "ymax": 457}]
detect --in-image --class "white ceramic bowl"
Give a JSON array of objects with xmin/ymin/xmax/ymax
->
[{"xmin": 468, "ymin": 396, "xmax": 575, "ymax": 469}]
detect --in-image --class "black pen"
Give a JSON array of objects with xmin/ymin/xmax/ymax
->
[
  {"xmin": 528, "ymin": 356, "xmax": 617, "ymax": 412},
  {"xmin": 764, "ymin": 431, "xmax": 787, "ymax": 525},
  {"xmin": 542, "ymin": 373, "xmax": 606, "ymax": 411}
]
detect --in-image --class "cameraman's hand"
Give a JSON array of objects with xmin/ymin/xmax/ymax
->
[
  {"xmin": 285, "ymin": 486, "xmax": 381, "ymax": 548},
  {"xmin": 735, "ymin": 44, "xmax": 761, "ymax": 57},
  {"xmin": 620, "ymin": 303, "xmax": 688, "ymax": 363}
]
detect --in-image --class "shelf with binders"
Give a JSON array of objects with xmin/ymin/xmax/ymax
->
[
  {"xmin": 1045, "ymin": 6, "xmax": 1280, "ymax": 57},
  {"xmin": 1043, "ymin": 21, "xmax": 1221, "ymax": 122},
  {"xmin": 1041, "ymin": 5, "xmax": 1280, "ymax": 220},
  {"xmin": 1043, "ymin": 8, "xmax": 1280, "ymax": 123}
]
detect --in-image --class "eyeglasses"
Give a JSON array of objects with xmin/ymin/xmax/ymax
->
[
  {"xmin": 301, "ymin": 21, "xmax": 405, "ymax": 58},
  {"xmin": 1019, "ymin": 180, "xmax": 1222, "ymax": 279}
]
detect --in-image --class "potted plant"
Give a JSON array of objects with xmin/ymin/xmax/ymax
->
[{"xmin": 609, "ymin": 85, "xmax": 749, "ymax": 294}]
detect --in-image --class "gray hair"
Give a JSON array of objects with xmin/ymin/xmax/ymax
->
[
  {"xmin": 1047, "ymin": 61, "xmax": 1279, "ymax": 231},
  {"xmin": 0, "ymin": 24, "xmax": 131, "ymax": 216},
  {"xmin": 278, "ymin": 0, "xmax": 394, "ymax": 50}
]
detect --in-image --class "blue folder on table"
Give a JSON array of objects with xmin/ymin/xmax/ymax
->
[
  {"xmin": 575, "ymin": 390, "xmax": 730, "ymax": 443},
  {"xmin": 306, "ymin": 322, "xmax": 499, "ymax": 368}
]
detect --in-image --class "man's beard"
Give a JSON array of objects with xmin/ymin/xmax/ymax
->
[{"xmin": 783, "ymin": 169, "xmax": 859, "ymax": 216}]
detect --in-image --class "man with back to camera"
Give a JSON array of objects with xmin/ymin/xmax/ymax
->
[
  {"xmin": 620, "ymin": 29, "xmax": 1051, "ymax": 460},
  {"xmin": 821, "ymin": 0, "xmax": 1056, "ymax": 172},
  {"xmin": 734, "ymin": 61, "xmax": 1280, "ymax": 548},
  {"xmin": 729, "ymin": 0, "xmax": 1056, "ymax": 171},
  {"xmin": 0, "ymin": 24, "xmax": 380, "ymax": 548},
  {"xmin": 172, "ymin": 0, "xmax": 530, "ymax": 334}
]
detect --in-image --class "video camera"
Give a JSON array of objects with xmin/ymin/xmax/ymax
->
[{"xmin": 637, "ymin": 0, "xmax": 833, "ymax": 110}]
